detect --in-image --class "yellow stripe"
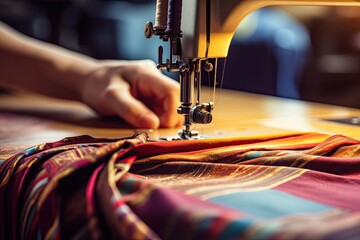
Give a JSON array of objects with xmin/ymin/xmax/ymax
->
[
  {"xmin": 164, "ymin": 166, "xmax": 308, "ymax": 199},
  {"xmin": 44, "ymin": 216, "xmax": 59, "ymax": 240}
]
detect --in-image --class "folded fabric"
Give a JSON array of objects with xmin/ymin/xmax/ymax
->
[{"xmin": 1, "ymin": 132, "xmax": 360, "ymax": 239}]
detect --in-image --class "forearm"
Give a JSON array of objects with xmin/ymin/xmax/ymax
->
[
  {"xmin": 0, "ymin": 22, "xmax": 97, "ymax": 101},
  {"xmin": 0, "ymin": 23, "xmax": 182, "ymax": 128}
]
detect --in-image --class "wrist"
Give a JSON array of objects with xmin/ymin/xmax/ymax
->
[{"xmin": 49, "ymin": 51, "xmax": 99, "ymax": 101}]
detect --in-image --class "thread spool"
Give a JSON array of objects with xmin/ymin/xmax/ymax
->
[
  {"xmin": 165, "ymin": 0, "xmax": 182, "ymax": 36},
  {"xmin": 154, "ymin": 0, "xmax": 168, "ymax": 31}
]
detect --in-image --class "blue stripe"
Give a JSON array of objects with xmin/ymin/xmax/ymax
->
[
  {"xmin": 219, "ymin": 218, "xmax": 254, "ymax": 240},
  {"xmin": 209, "ymin": 189, "xmax": 332, "ymax": 219},
  {"xmin": 245, "ymin": 151, "xmax": 264, "ymax": 160}
]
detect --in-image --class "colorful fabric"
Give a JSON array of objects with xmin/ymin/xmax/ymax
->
[{"xmin": 1, "ymin": 132, "xmax": 360, "ymax": 239}]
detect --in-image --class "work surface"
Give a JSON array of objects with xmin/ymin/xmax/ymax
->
[
  {"xmin": 2, "ymin": 89, "xmax": 360, "ymax": 239},
  {"xmin": 1, "ymin": 88, "xmax": 360, "ymax": 159}
]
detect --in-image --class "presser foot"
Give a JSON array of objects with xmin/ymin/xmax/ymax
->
[
  {"xmin": 177, "ymin": 128, "xmax": 199, "ymax": 140},
  {"xmin": 155, "ymin": 129, "xmax": 201, "ymax": 141}
]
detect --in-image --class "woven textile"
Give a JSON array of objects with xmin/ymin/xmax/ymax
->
[{"xmin": 1, "ymin": 132, "xmax": 360, "ymax": 239}]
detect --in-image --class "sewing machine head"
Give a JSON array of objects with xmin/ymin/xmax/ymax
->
[{"xmin": 145, "ymin": 0, "xmax": 360, "ymax": 140}]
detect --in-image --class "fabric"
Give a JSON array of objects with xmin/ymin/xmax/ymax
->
[{"xmin": 1, "ymin": 132, "xmax": 360, "ymax": 239}]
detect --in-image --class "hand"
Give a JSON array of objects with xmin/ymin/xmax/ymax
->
[{"xmin": 81, "ymin": 60, "xmax": 183, "ymax": 129}]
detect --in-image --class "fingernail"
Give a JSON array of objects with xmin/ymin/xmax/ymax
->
[{"xmin": 139, "ymin": 113, "xmax": 160, "ymax": 129}]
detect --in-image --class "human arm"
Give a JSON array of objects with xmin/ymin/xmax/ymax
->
[{"xmin": 0, "ymin": 22, "xmax": 182, "ymax": 129}]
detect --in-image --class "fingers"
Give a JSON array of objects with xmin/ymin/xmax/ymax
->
[
  {"xmin": 123, "ymin": 60, "xmax": 183, "ymax": 128},
  {"xmin": 103, "ymin": 83, "xmax": 161, "ymax": 129},
  {"xmin": 82, "ymin": 60, "xmax": 183, "ymax": 129},
  {"xmin": 157, "ymin": 90, "xmax": 183, "ymax": 128}
]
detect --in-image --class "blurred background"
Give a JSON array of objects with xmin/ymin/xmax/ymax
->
[{"xmin": 1, "ymin": 0, "xmax": 360, "ymax": 108}]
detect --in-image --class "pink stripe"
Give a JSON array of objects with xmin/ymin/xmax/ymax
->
[
  {"xmin": 275, "ymin": 171, "xmax": 360, "ymax": 211},
  {"xmin": 113, "ymin": 199, "xmax": 126, "ymax": 209},
  {"xmin": 86, "ymin": 164, "xmax": 104, "ymax": 216}
]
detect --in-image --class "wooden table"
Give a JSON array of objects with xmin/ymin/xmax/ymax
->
[{"xmin": 1, "ymin": 88, "xmax": 360, "ymax": 159}]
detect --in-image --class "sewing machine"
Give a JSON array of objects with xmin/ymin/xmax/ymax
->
[{"xmin": 145, "ymin": 0, "xmax": 360, "ymax": 139}]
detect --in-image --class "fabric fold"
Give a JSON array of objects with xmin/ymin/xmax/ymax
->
[{"xmin": 1, "ymin": 132, "xmax": 360, "ymax": 239}]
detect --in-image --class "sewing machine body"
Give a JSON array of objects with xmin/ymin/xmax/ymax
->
[
  {"xmin": 182, "ymin": 0, "xmax": 360, "ymax": 59},
  {"xmin": 146, "ymin": 0, "xmax": 360, "ymax": 139}
]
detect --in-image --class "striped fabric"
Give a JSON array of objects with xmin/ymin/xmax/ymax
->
[{"xmin": 1, "ymin": 132, "xmax": 360, "ymax": 239}]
